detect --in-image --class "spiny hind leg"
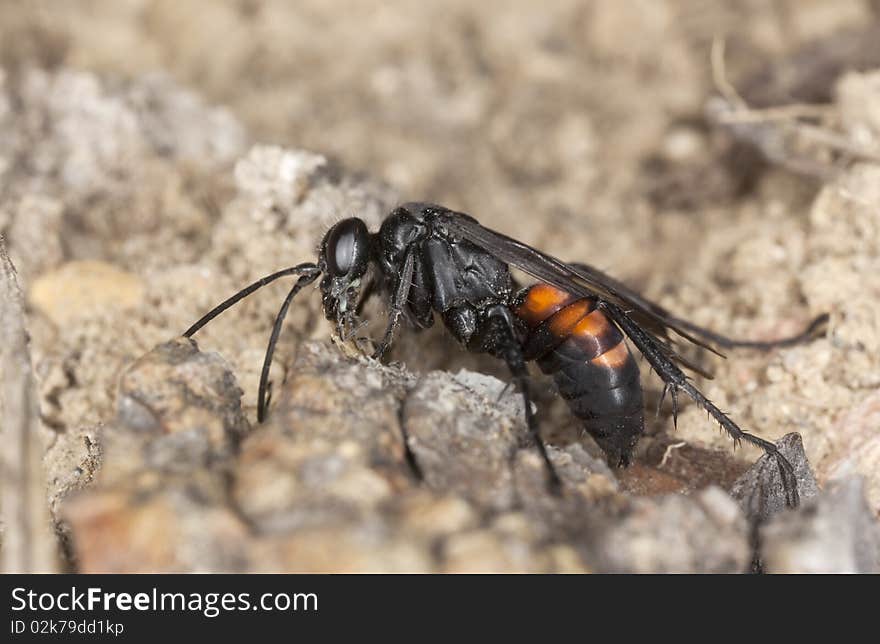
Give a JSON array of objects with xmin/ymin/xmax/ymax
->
[{"xmin": 602, "ymin": 301, "xmax": 800, "ymax": 508}]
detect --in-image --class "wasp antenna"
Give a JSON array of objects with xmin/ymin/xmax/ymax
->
[
  {"xmin": 183, "ymin": 263, "xmax": 320, "ymax": 338},
  {"xmin": 257, "ymin": 270, "xmax": 322, "ymax": 423}
]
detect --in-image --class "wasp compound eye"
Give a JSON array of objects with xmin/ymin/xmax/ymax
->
[{"xmin": 324, "ymin": 218, "xmax": 370, "ymax": 277}]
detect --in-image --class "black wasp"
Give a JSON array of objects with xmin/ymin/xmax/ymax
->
[{"xmin": 184, "ymin": 203, "xmax": 826, "ymax": 505}]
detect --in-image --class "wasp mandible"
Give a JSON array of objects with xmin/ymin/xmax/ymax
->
[{"xmin": 184, "ymin": 203, "xmax": 826, "ymax": 505}]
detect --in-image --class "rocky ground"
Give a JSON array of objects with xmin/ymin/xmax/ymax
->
[{"xmin": 0, "ymin": 1, "xmax": 878, "ymax": 572}]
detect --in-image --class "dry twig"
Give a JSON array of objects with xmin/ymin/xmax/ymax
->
[{"xmin": 709, "ymin": 37, "xmax": 880, "ymax": 177}]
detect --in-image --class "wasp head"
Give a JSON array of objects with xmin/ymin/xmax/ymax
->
[{"xmin": 318, "ymin": 218, "xmax": 372, "ymax": 333}]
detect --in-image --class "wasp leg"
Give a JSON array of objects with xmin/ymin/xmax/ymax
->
[
  {"xmin": 371, "ymin": 248, "xmax": 416, "ymax": 361},
  {"xmin": 354, "ymin": 276, "xmax": 378, "ymax": 316},
  {"xmin": 602, "ymin": 300, "xmax": 799, "ymax": 508},
  {"xmin": 256, "ymin": 271, "xmax": 322, "ymax": 423},
  {"xmin": 471, "ymin": 305, "xmax": 562, "ymax": 494},
  {"xmin": 339, "ymin": 277, "xmax": 378, "ymax": 356}
]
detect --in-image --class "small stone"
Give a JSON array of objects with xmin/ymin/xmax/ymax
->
[
  {"xmin": 730, "ymin": 433, "xmax": 820, "ymax": 523},
  {"xmin": 820, "ymin": 389, "xmax": 880, "ymax": 514},
  {"xmin": 110, "ymin": 337, "xmax": 248, "ymax": 477},
  {"xmin": 397, "ymin": 493, "xmax": 478, "ymax": 537},
  {"xmin": 30, "ymin": 260, "xmax": 144, "ymax": 326},
  {"xmin": 761, "ymin": 478, "xmax": 880, "ymax": 573},
  {"xmin": 592, "ymin": 487, "xmax": 750, "ymax": 573},
  {"xmin": 404, "ymin": 371, "xmax": 522, "ymax": 511},
  {"xmin": 234, "ymin": 146, "xmax": 327, "ymax": 212},
  {"xmin": 63, "ymin": 485, "xmax": 251, "ymax": 573},
  {"xmin": 442, "ymin": 530, "xmax": 528, "ymax": 573},
  {"xmin": 248, "ymin": 529, "xmax": 433, "ymax": 573}
]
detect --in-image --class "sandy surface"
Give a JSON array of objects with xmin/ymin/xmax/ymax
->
[{"xmin": 0, "ymin": 0, "xmax": 878, "ymax": 572}]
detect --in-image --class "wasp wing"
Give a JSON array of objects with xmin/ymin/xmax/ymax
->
[
  {"xmin": 434, "ymin": 207, "xmax": 718, "ymax": 378},
  {"xmin": 564, "ymin": 261, "xmax": 715, "ymax": 348}
]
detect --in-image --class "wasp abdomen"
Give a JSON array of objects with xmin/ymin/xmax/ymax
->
[{"xmin": 515, "ymin": 283, "xmax": 645, "ymax": 465}]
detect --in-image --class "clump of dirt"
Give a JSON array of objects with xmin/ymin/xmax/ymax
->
[{"xmin": 63, "ymin": 338, "xmax": 757, "ymax": 573}]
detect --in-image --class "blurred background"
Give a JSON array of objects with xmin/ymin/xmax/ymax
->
[
  {"xmin": 4, "ymin": 0, "xmax": 877, "ymax": 271},
  {"xmin": 2, "ymin": 1, "xmax": 879, "ymax": 572}
]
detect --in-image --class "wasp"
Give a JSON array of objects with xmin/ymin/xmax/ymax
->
[{"xmin": 184, "ymin": 203, "xmax": 826, "ymax": 505}]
